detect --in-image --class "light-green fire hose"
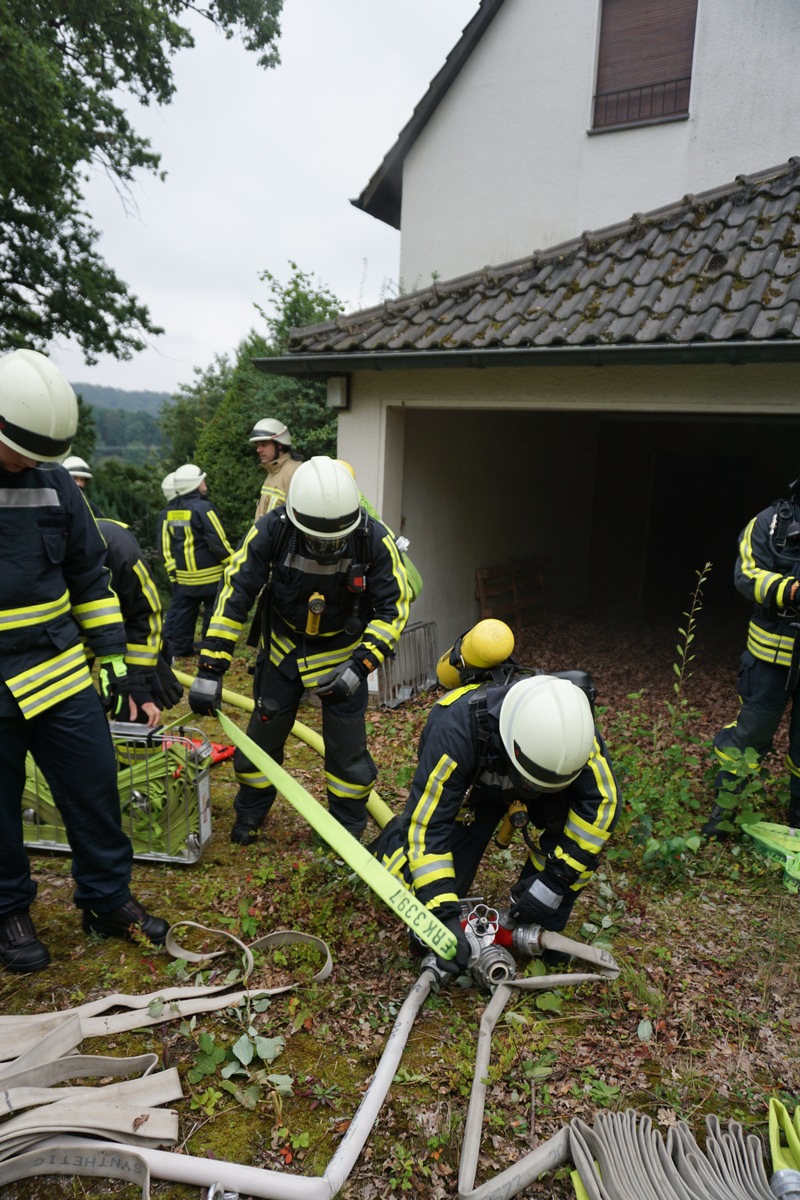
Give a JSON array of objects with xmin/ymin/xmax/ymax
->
[
  {"xmin": 172, "ymin": 669, "xmax": 395, "ymax": 828},
  {"xmin": 216, "ymin": 709, "xmax": 456, "ymax": 960}
]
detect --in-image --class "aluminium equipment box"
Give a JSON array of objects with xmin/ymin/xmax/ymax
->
[{"xmin": 22, "ymin": 722, "xmax": 213, "ymax": 865}]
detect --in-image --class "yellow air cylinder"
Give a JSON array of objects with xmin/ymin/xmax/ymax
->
[{"xmin": 436, "ymin": 619, "xmax": 515, "ymax": 689}]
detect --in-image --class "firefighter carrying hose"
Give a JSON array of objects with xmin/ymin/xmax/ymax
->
[
  {"xmin": 707, "ymin": 478, "xmax": 800, "ymax": 837},
  {"xmin": 373, "ymin": 655, "xmax": 621, "ymax": 979},
  {"xmin": 0, "ymin": 350, "xmax": 168, "ymax": 973},
  {"xmin": 189, "ymin": 456, "xmax": 411, "ymax": 844}
]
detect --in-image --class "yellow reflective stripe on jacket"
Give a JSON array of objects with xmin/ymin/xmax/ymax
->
[
  {"xmin": 127, "ymin": 560, "xmax": 161, "ymax": 669},
  {"xmin": 259, "ymin": 483, "xmax": 287, "ymax": 512},
  {"xmin": 206, "ymin": 526, "xmax": 259, "ymax": 641},
  {"xmin": 206, "ymin": 510, "xmax": 234, "ymax": 559},
  {"xmin": 0, "ymin": 590, "xmax": 72, "ymax": 631},
  {"xmin": 359, "ymin": 534, "xmax": 411, "ymax": 665},
  {"xmin": 72, "ymin": 595, "xmax": 123, "ymax": 631},
  {"xmin": 555, "ymin": 739, "xmax": 619, "ymax": 874},
  {"xmin": 407, "ymin": 753, "xmax": 458, "ymax": 889},
  {"xmin": 6, "ymin": 646, "xmax": 93, "ymax": 719},
  {"xmin": 738, "ymin": 518, "xmax": 783, "ymax": 605},
  {"xmin": 161, "ymin": 518, "xmax": 177, "ymax": 578},
  {"xmin": 747, "ymin": 620, "xmax": 794, "ymax": 666},
  {"xmin": 174, "ymin": 565, "xmax": 224, "ymax": 586}
]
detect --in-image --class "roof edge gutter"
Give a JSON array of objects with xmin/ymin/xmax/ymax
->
[{"xmin": 253, "ymin": 340, "xmax": 800, "ymax": 380}]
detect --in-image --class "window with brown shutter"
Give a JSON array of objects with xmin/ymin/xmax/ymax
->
[{"xmin": 592, "ymin": 0, "xmax": 699, "ymax": 130}]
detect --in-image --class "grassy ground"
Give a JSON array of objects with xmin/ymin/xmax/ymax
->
[{"xmin": 2, "ymin": 626, "xmax": 800, "ymax": 1199}]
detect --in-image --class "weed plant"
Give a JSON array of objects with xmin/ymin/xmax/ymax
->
[{"xmin": 600, "ymin": 564, "xmax": 769, "ymax": 874}]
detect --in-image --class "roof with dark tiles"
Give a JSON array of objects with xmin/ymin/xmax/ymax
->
[{"xmin": 286, "ymin": 160, "xmax": 800, "ymax": 364}]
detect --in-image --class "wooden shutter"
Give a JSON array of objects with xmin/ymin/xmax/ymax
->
[{"xmin": 593, "ymin": 0, "xmax": 698, "ymax": 128}]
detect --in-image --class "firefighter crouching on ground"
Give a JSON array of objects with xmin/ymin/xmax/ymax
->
[
  {"xmin": 0, "ymin": 349, "xmax": 168, "ymax": 974},
  {"xmin": 374, "ymin": 668, "xmax": 621, "ymax": 977},
  {"xmin": 706, "ymin": 479, "xmax": 800, "ymax": 837},
  {"xmin": 189, "ymin": 456, "xmax": 412, "ymax": 843}
]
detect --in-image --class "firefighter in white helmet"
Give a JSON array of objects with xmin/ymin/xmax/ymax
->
[
  {"xmin": 249, "ymin": 417, "xmax": 301, "ymax": 520},
  {"xmin": 190, "ymin": 456, "xmax": 411, "ymax": 843},
  {"xmin": 375, "ymin": 666, "xmax": 620, "ymax": 978},
  {"xmin": 0, "ymin": 350, "xmax": 168, "ymax": 972},
  {"xmin": 63, "ymin": 454, "xmax": 103, "ymax": 516},
  {"xmin": 157, "ymin": 463, "xmax": 234, "ymax": 659}
]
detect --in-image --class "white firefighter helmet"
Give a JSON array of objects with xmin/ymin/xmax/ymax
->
[
  {"xmin": 63, "ymin": 454, "xmax": 93, "ymax": 480},
  {"xmin": 0, "ymin": 349, "xmax": 77, "ymax": 463},
  {"xmin": 285, "ymin": 456, "xmax": 361, "ymax": 556},
  {"xmin": 248, "ymin": 417, "xmax": 292, "ymax": 446},
  {"xmin": 161, "ymin": 470, "xmax": 178, "ymax": 501},
  {"xmin": 172, "ymin": 463, "xmax": 207, "ymax": 495},
  {"xmin": 499, "ymin": 675, "xmax": 595, "ymax": 792}
]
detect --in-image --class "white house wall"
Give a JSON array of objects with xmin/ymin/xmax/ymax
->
[
  {"xmin": 337, "ymin": 363, "xmax": 800, "ymax": 646},
  {"xmin": 398, "ymin": 0, "xmax": 800, "ymax": 289}
]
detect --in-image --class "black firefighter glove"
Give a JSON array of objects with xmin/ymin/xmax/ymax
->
[
  {"xmin": 428, "ymin": 912, "xmax": 471, "ymax": 982},
  {"xmin": 153, "ymin": 652, "xmax": 184, "ymax": 709},
  {"xmin": 188, "ymin": 669, "xmax": 223, "ymax": 717},
  {"xmin": 126, "ymin": 667, "xmax": 157, "ymax": 724},
  {"xmin": 315, "ymin": 656, "xmax": 367, "ymax": 703},
  {"xmin": 98, "ymin": 656, "xmax": 131, "ymax": 719},
  {"xmin": 508, "ymin": 873, "xmax": 570, "ymax": 931}
]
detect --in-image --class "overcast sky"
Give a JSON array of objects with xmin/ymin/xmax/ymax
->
[{"xmin": 48, "ymin": 1, "xmax": 479, "ymax": 396}]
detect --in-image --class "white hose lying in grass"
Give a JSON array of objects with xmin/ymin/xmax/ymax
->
[{"xmin": 27, "ymin": 956, "xmax": 604, "ymax": 1200}]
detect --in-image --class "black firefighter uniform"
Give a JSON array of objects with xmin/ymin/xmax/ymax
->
[
  {"xmin": 199, "ymin": 506, "xmax": 411, "ymax": 835},
  {"xmin": 0, "ymin": 464, "xmax": 135, "ymax": 918},
  {"xmin": 379, "ymin": 680, "xmax": 621, "ymax": 931}
]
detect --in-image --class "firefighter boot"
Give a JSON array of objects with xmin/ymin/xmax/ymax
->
[
  {"xmin": 82, "ymin": 897, "xmax": 169, "ymax": 945},
  {"xmin": 0, "ymin": 910, "xmax": 51, "ymax": 974},
  {"xmin": 231, "ymin": 813, "xmax": 265, "ymax": 845},
  {"xmin": 788, "ymin": 799, "xmax": 800, "ymax": 829},
  {"xmin": 700, "ymin": 804, "xmax": 732, "ymax": 840}
]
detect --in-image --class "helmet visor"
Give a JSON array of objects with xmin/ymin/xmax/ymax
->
[{"xmin": 306, "ymin": 533, "xmax": 347, "ymax": 559}]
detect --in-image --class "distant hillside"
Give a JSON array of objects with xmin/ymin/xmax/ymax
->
[{"xmin": 70, "ymin": 383, "xmax": 172, "ymax": 415}]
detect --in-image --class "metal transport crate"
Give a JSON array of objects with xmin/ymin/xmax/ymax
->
[
  {"xmin": 22, "ymin": 722, "xmax": 213, "ymax": 865},
  {"xmin": 367, "ymin": 620, "xmax": 438, "ymax": 708}
]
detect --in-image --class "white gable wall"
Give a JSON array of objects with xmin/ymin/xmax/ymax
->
[{"xmin": 399, "ymin": 0, "xmax": 800, "ymax": 288}]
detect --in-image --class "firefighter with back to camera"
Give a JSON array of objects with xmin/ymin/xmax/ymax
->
[
  {"xmin": 158, "ymin": 461, "xmax": 234, "ymax": 660},
  {"xmin": 189, "ymin": 456, "xmax": 411, "ymax": 844},
  {"xmin": 374, "ymin": 640, "xmax": 621, "ymax": 979},
  {"xmin": 0, "ymin": 349, "xmax": 169, "ymax": 973}
]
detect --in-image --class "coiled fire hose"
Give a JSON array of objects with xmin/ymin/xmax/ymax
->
[{"xmin": 567, "ymin": 1107, "xmax": 781, "ymax": 1200}]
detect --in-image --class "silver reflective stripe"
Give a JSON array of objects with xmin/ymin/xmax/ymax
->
[
  {"xmin": 290, "ymin": 554, "xmax": 349, "ymax": 575},
  {"xmin": 530, "ymin": 878, "xmax": 563, "ymax": 910},
  {"xmin": 0, "ymin": 487, "xmax": 60, "ymax": 506}
]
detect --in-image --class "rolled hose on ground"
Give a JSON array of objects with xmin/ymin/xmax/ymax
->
[
  {"xmin": 172, "ymin": 669, "xmax": 395, "ymax": 828},
  {"xmin": 22, "ymin": 963, "xmax": 609, "ymax": 1200}
]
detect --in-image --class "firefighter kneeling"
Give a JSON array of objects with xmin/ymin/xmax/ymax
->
[{"xmin": 374, "ymin": 663, "xmax": 621, "ymax": 980}]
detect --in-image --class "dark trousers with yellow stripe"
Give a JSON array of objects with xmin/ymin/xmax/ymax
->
[
  {"xmin": 233, "ymin": 656, "xmax": 377, "ymax": 837},
  {"xmin": 0, "ymin": 687, "xmax": 133, "ymax": 919},
  {"xmin": 163, "ymin": 584, "xmax": 217, "ymax": 658},
  {"xmin": 714, "ymin": 649, "xmax": 800, "ymax": 813}
]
